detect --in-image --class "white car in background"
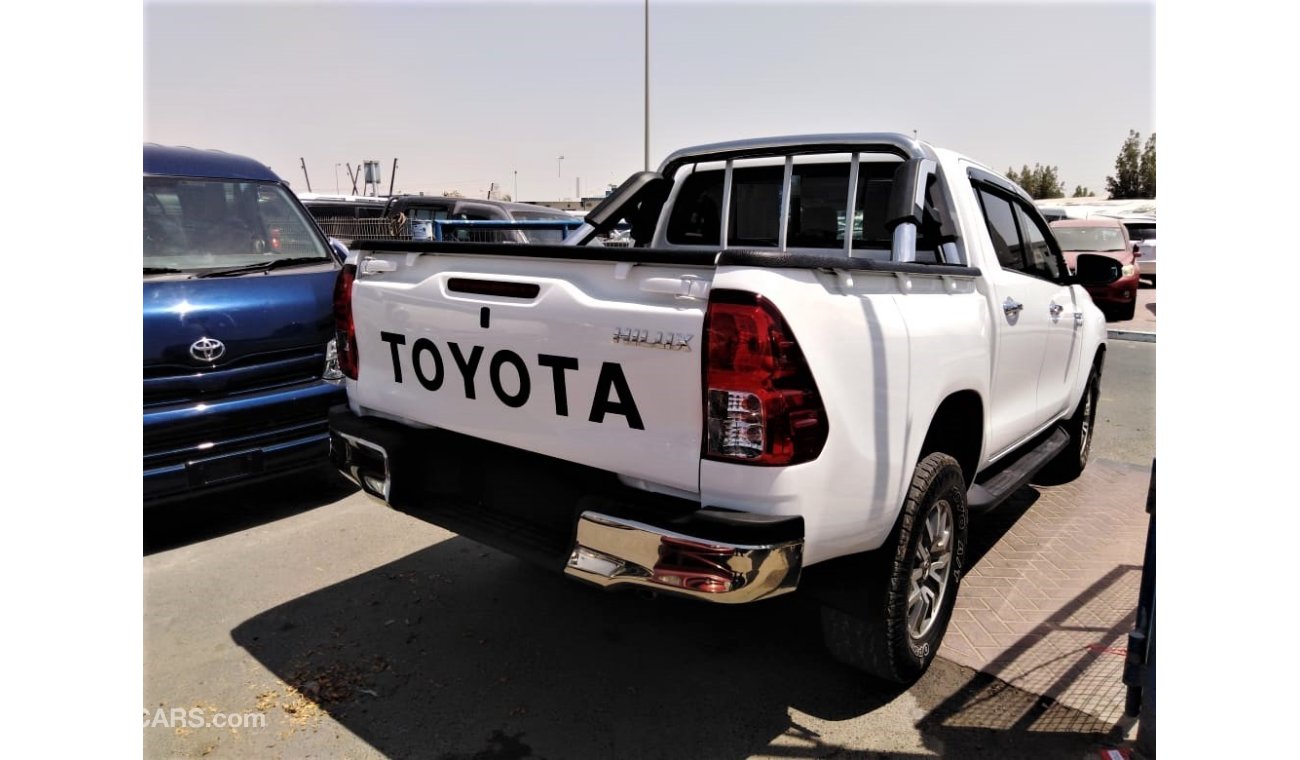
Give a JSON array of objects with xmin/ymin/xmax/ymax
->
[
  {"xmin": 1112, "ymin": 215, "xmax": 1156, "ymax": 285},
  {"xmin": 1134, "ymin": 239, "xmax": 1156, "ymax": 283}
]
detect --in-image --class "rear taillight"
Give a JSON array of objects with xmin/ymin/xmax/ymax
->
[
  {"xmin": 703, "ymin": 290, "xmax": 828, "ymax": 465},
  {"xmin": 333, "ymin": 264, "xmax": 358, "ymax": 379}
]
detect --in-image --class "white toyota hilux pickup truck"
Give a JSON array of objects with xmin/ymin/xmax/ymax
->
[{"xmin": 328, "ymin": 134, "xmax": 1122, "ymax": 683}]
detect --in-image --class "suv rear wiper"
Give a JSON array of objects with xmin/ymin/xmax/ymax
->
[
  {"xmin": 195, "ymin": 257, "xmax": 329, "ymax": 279},
  {"xmin": 144, "ymin": 266, "xmax": 184, "ymax": 274}
]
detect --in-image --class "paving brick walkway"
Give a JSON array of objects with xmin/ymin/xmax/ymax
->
[{"xmin": 938, "ymin": 458, "xmax": 1152, "ymax": 729}]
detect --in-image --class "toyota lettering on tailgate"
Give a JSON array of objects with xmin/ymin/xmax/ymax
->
[{"xmin": 378, "ymin": 331, "xmax": 645, "ymax": 430}]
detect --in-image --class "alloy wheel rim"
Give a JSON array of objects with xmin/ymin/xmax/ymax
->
[
  {"xmin": 1079, "ymin": 384, "xmax": 1094, "ymax": 465},
  {"xmin": 907, "ymin": 499, "xmax": 954, "ymax": 641}
]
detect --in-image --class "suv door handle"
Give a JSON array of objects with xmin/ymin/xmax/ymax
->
[
  {"xmin": 1002, "ymin": 298, "xmax": 1024, "ymax": 316},
  {"xmin": 1049, "ymin": 302, "xmax": 1064, "ymax": 318}
]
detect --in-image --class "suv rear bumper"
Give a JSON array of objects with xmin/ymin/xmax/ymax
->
[{"xmin": 329, "ymin": 406, "xmax": 803, "ymax": 603}]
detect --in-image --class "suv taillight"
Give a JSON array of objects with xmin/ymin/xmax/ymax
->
[
  {"xmin": 703, "ymin": 290, "xmax": 827, "ymax": 465},
  {"xmin": 333, "ymin": 264, "xmax": 358, "ymax": 379}
]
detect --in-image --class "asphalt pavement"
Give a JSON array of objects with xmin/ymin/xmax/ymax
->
[{"xmin": 144, "ymin": 488, "xmax": 1132, "ymax": 760}]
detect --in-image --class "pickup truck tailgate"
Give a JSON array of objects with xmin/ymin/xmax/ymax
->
[{"xmin": 349, "ymin": 251, "xmax": 712, "ymax": 493}]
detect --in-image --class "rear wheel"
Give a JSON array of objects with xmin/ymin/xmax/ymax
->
[{"xmin": 821, "ymin": 453, "xmax": 968, "ymax": 684}]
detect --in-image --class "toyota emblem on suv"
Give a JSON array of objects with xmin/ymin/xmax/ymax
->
[{"xmin": 190, "ymin": 337, "xmax": 226, "ymax": 362}]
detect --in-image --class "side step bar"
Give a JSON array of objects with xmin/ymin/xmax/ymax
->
[{"xmin": 967, "ymin": 426, "xmax": 1069, "ymax": 511}]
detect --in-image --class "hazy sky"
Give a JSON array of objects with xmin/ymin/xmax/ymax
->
[{"xmin": 144, "ymin": 0, "xmax": 1154, "ymax": 201}]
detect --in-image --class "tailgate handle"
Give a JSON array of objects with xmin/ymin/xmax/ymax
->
[
  {"xmin": 640, "ymin": 276, "xmax": 710, "ymax": 300},
  {"xmin": 447, "ymin": 278, "xmax": 541, "ymax": 299}
]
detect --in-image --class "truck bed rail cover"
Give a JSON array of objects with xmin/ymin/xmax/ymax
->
[
  {"xmin": 348, "ymin": 240, "xmax": 981, "ymax": 277},
  {"xmin": 719, "ymin": 250, "xmax": 981, "ymax": 277},
  {"xmin": 348, "ymin": 239, "xmax": 712, "ymax": 267}
]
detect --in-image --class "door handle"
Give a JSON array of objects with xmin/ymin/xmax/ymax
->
[
  {"xmin": 1049, "ymin": 302, "xmax": 1064, "ymax": 319},
  {"xmin": 1002, "ymin": 298, "xmax": 1024, "ymax": 316}
]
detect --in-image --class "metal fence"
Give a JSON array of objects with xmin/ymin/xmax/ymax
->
[{"xmin": 314, "ymin": 217, "xmax": 404, "ymax": 243}]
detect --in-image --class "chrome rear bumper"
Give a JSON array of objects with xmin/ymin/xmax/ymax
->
[
  {"xmin": 566, "ymin": 511, "xmax": 802, "ymax": 603},
  {"xmin": 329, "ymin": 407, "xmax": 804, "ymax": 604}
]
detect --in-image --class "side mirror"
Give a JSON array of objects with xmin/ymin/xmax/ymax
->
[
  {"xmin": 1132, "ymin": 243, "xmax": 1141, "ymax": 256},
  {"xmin": 1074, "ymin": 253, "xmax": 1122, "ymax": 285}
]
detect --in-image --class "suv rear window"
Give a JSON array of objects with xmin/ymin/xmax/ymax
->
[{"xmin": 1123, "ymin": 222, "xmax": 1156, "ymax": 241}]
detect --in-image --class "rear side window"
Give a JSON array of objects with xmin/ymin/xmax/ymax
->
[
  {"xmin": 1015, "ymin": 205, "xmax": 1061, "ymax": 281},
  {"xmin": 975, "ymin": 184, "xmax": 1064, "ymax": 281},
  {"xmin": 975, "ymin": 188, "xmax": 1025, "ymax": 270}
]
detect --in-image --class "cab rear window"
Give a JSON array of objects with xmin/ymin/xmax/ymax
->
[{"xmin": 665, "ymin": 159, "xmax": 941, "ymax": 254}]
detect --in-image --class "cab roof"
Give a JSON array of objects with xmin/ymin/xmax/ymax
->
[
  {"xmin": 143, "ymin": 144, "xmax": 282, "ymax": 182},
  {"xmin": 297, "ymin": 192, "xmax": 388, "ymax": 206}
]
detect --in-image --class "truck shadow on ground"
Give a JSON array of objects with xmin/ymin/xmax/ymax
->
[
  {"xmin": 230, "ymin": 485, "xmax": 1118, "ymax": 759},
  {"xmin": 969, "ymin": 485, "xmax": 1040, "ymax": 565},
  {"xmin": 144, "ymin": 466, "xmax": 357, "ymax": 555}
]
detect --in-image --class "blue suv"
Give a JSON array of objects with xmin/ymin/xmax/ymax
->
[{"xmin": 144, "ymin": 144, "xmax": 347, "ymax": 503}]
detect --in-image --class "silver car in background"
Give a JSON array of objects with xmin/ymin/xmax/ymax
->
[{"xmin": 1117, "ymin": 216, "xmax": 1156, "ymax": 285}]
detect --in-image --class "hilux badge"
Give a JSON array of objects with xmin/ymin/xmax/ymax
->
[
  {"xmin": 612, "ymin": 328, "xmax": 692, "ymax": 351},
  {"xmin": 190, "ymin": 337, "xmax": 226, "ymax": 362}
]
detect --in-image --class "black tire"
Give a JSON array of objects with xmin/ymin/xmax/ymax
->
[
  {"xmin": 1113, "ymin": 299, "xmax": 1136, "ymax": 322},
  {"xmin": 820, "ymin": 453, "xmax": 968, "ymax": 684},
  {"xmin": 1039, "ymin": 363, "xmax": 1101, "ymax": 484}
]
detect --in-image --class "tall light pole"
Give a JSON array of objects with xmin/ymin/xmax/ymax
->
[
  {"xmin": 514, "ymin": 169, "xmax": 518, "ymax": 202},
  {"xmin": 557, "ymin": 155, "xmax": 565, "ymax": 177},
  {"xmin": 644, "ymin": 0, "xmax": 650, "ymax": 171},
  {"xmin": 335, "ymin": 163, "xmax": 341, "ymax": 194}
]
